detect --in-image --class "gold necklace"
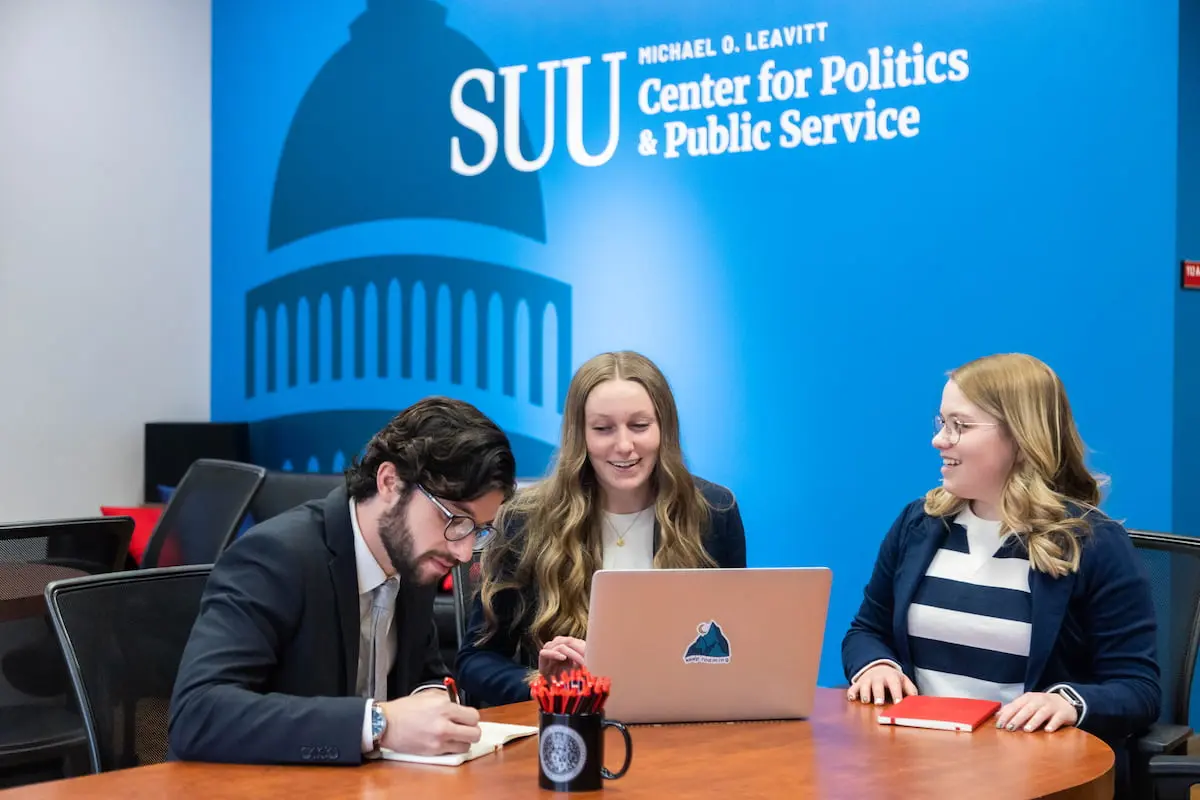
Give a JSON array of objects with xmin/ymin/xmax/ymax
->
[{"xmin": 607, "ymin": 508, "xmax": 648, "ymax": 548}]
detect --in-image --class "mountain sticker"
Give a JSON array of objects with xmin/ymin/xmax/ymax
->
[{"xmin": 683, "ymin": 620, "xmax": 731, "ymax": 664}]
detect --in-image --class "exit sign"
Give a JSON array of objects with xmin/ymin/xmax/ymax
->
[{"xmin": 1186, "ymin": 260, "xmax": 1200, "ymax": 289}]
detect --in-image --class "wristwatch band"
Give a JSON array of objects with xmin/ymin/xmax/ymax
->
[
  {"xmin": 1053, "ymin": 685, "xmax": 1085, "ymax": 713},
  {"xmin": 370, "ymin": 701, "xmax": 387, "ymax": 748}
]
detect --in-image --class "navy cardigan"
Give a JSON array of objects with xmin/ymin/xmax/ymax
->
[
  {"xmin": 842, "ymin": 498, "xmax": 1161, "ymax": 743},
  {"xmin": 456, "ymin": 477, "xmax": 747, "ymax": 706}
]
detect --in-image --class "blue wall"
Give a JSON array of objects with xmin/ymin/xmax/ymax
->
[
  {"xmin": 211, "ymin": 0, "xmax": 1183, "ymax": 687},
  {"xmin": 1176, "ymin": 0, "xmax": 1200, "ymax": 726},
  {"xmin": 1177, "ymin": 0, "xmax": 1200, "ymax": 541}
]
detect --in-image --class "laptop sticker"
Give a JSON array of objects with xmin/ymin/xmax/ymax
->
[{"xmin": 683, "ymin": 620, "xmax": 731, "ymax": 664}]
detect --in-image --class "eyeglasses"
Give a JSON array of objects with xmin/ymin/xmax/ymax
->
[
  {"xmin": 933, "ymin": 414, "xmax": 999, "ymax": 445},
  {"xmin": 416, "ymin": 484, "xmax": 496, "ymax": 545}
]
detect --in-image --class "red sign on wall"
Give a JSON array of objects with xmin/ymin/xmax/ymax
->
[{"xmin": 1185, "ymin": 260, "xmax": 1200, "ymax": 289}]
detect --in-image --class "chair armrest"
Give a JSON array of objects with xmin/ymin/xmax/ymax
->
[
  {"xmin": 1136, "ymin": 723, "xmax": 1193, "ymax": 755},
  {"xmin": 1149, "ymin": 755, "xmax": 1200, "ymax": 777},
  {"xmin": 1144, "ymin": 755, "xmax": 1200, "ymax": 800}
]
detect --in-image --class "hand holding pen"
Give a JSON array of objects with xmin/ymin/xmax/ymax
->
[{"xmin": 377, "ymin": 681, "xmax": 477, "ymax": 755}]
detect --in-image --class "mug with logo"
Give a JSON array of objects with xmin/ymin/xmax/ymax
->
[
  {"xmin": 537, "ymin": 710, "xmax": 632, "ymax": 791},
  {"xmin": 532, "ymin": 670, "xmax": 632, "ymax": 791}
]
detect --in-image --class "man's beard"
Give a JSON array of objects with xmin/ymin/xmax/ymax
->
[{"xmin": 378, "ymin": 494, "xmax": 453, "ymax": 586}]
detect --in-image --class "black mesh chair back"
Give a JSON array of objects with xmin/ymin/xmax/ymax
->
[
  {"xmin": 140, "ymin": 459, "xmax": 266, "ymax": 569},
  {"xmin": 1126, "ymin": 530, "xmax": 1200, "ymax": 800},
  {"xmin": 452, "ymin": 549, "xmax": 485, "ymax": 653},
  {"xmin": 0, "ymin": 518, "xmax": 134, "ymax": 778},
  {"xmin": 247, "ymin": 471, "xmax": 342, "ymax": 524},
  {"xmin": 0, "ymin": 517, "xmax": 134, "ymax": 576},
  {"xmin": 1128, "ymin": 530, "xmax": 1200, "ymax": 726},
  {"xmin": 45, "ymin": 565, "xmax": 211, "ymax": 773},
  {"xmin": 448, "ymin": 548, "xmax": 486, "ymax": 707}
]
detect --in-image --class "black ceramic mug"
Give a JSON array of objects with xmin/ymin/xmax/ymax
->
[{"xmin": 537, "ymin": 711, "xmax": 633, "ymax": 791}]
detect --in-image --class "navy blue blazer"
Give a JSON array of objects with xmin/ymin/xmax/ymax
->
[
  {"xmin": 168, "ymin": 487, "xmax": 449, "ymax": 765},
  {"xmin": 842, "ymin": 499, "xmax": 1161, "ymax": 743},
  {"xmin": 457, "ymin": 477, "xmax": 747, "ymax": 706}
]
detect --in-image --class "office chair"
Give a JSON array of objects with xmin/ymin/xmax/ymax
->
[
  {"xmin": 45, "ymin": 566, "xmax": 211, "ymax": 772},
  {"xmin": 140, "ymin": 459, "xmax": 265, "ymax": 568}
]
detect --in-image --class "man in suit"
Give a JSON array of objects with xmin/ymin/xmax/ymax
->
[{"xmin": 168, "ymin": 397, "xmax": 516, "ymax": 765}]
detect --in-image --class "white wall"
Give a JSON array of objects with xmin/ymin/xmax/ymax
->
[{"xmin": 0, "ymin": 0, "xmax": 211, "ymax": 519}]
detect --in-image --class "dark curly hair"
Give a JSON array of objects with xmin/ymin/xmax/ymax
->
[{"xmin": 345, "ymin": 397, "xmax": 516, "ymax": 503}]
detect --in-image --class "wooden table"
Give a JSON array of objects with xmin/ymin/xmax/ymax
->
[
  {"xmin": 0, "ymin": 689, "xmax": 1113, "ymax": 798},
  {"xmin": 0, "ymin": 564, "xmax": 86, "ymax": 622}
]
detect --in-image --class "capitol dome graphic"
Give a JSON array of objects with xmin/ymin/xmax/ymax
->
[{"xmin": 242, "ymin": 0, "xmax": 571, "ymax": 476}]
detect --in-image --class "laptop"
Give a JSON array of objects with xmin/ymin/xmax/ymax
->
[{"xmin": 584, "ymin": 567, "xmax": 832, "ymax": 724}]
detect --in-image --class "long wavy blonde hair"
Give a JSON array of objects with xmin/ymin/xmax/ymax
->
[
  {"xmin": 476, "ymin": 351, "xmax": 717, "ymax": 655},
  {"xmin": 925, "ymin": 353, "xmax": 1104, "ymax": 577}
]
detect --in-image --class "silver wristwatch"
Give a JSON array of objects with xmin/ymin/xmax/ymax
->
[
  {"xmin": 1053, "ymin": 685, "xmax": 1085, "ymax": 716},
  {"xmin": 370, "ymin": 701, "xmax": 388, "ymax": 748}
]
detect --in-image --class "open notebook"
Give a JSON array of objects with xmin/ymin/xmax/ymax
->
[{"xmin": 381, "ymin": 722, "xmax": 538, "ymax": 766}]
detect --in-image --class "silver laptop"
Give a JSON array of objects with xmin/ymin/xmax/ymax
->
[{"xmin": 584, "ymin": 567, "xmax": 832, "ymax": 724}]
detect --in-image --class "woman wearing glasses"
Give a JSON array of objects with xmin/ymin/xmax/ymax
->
[
  {"xmin": 456, "ymin": 351, "xmax": 747, "ymax": 706},
  {"xmin": 841, "ymin": 354, "xmax": 1158, "ymax": 788}
]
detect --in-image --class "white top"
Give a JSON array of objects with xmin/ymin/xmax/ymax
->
[
  {"xmin": 352, "ymin": 499, "xmax": 398, "ymax": 698},
  {"xmin": 601, "ymin": 507, "xmax": 655, "ymax": 570},
  {"xmin": 351, "ymin": 500, "xmax": 399, "ymax": 752},
  {"xmin": 350, "ymin": 499, "xmax": 441, "ymax": 754},
  {"xmin": 906, "ymin": 506, "xmax": 1032, "ymax": 704}
]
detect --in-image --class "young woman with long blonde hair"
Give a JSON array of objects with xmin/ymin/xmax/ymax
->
[
  {"xmin": 457, "ymin": 351, "xmax": 746, "ymax": 705},
  {"xmin": 842, "ymin": 353, "xmax": 1158, "ymax": 793}
]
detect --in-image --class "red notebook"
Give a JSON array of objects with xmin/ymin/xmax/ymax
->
[{"xmin": 877, "ymin": 696, "xmax": 1001, "ymax": 732}]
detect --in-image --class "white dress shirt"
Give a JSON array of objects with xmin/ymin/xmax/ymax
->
[
  {"xmin": 350, "ymin": 500, "xmax": 443, "ymax": 753},
  {"xmin": 352, "ymin": 500, "xmax": 399, "ymax": 699},
  {"xmin": 351, "ymin": 500, "xmax": 397, "ymax": 752}
]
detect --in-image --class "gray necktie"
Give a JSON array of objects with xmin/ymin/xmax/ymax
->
[{"xmin": 367, "ymin": 577, "xmax": 400, "ymax": 702}]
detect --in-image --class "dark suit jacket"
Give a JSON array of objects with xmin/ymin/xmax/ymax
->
[
  {"xmin": 456, "ymin": 477, "xmax": 747, "ymax": 706},
  {"xmin": 168, "ymin": 486, "xmax": 449, "ymax": 765},
  {"xmin": 841, "ymin": 498, "xmax": 1161, "ymax": 743}
]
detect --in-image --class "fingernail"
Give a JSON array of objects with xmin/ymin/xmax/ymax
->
[
  {"xmin": 874, "ymin": 698, "xmax": 883, "ymax": 705},
  {"xmin": 1006, "ymin": 724, "xmax": 1015, "ymax": 731},
  {"xmin": 1024, "ymin": 725, "xmax": 1033, "ymax": 732},
  {"xmin": 995, "ymin": 720, "xmax": 1002, "ymax": 728}
]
